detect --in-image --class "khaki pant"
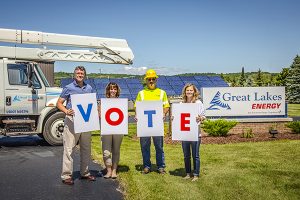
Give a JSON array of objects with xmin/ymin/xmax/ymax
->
[
  {"xmin": 101, "ymin": 135, "xmax": 123, "ymax": 166},
  {"xmin": 61, "ymin": 115, "xmax": 91, "ymax": 180}
]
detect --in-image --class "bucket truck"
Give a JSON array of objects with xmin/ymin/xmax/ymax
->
[{"xmin": 0, "ymin": 28, "xmax": 134, "ymax": 145}]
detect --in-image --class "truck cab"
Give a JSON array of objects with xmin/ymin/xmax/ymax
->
[
  {"xmin": 0, "ymin": 28, "xmax": 134, "ymax": 145},
  {"xmin": 0, "ymin": 59, "xmax": 64, "ymax": 145}
]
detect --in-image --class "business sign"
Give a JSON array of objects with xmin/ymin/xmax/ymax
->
[
  {"xmin": 136, "ymin": 101, "xmax": 164, "ymax": 137},
  {"xmin": 100, "ymin": 98, "xmax": 128, "ymax": 135},
  {"xmin": 202, "ymin": 87, "xmax": 285, "ymax": 117},
  {"xmin": 172, "ymin": 103, "xmax": 199, "ymax": 141},
  {"xmin": 71, "ymin": 93, "xmax": 100, "ymax": 133}
]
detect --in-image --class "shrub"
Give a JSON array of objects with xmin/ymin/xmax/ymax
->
[
  {"xmin": 241, "ymin": 128, "xmax": 254, "ymax": 138},
  {"xmin": 202, "ymin": 119, "xmax": 238, "ymax": 137},
  {"xmin": 286, "ymin": 121, "xmax": 300, "ymax": 134}
]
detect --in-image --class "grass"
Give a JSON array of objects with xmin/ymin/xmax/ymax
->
[
  {"xmin": 288, "ymin": 104, "xmax": 300, "ymax": 117},
  {"xmin": 91, "ymin": 123, "xmax": 300, "ymax": 200}
]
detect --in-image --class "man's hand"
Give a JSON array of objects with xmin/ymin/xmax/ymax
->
[{"xmin": 65, "ymin": 109, "xmax": 75, "ymax": 116}]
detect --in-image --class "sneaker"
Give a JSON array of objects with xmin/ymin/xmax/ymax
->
[
  {"xmin": 191, "ymin": 176, "xmax": 199, "ymax": 182},
  {"xmin": 183, "ymin": 174, "xmax": 191, "ymax": 179},
  {"xmin": 143, "ymin": 167, "xmax": 150, "ymax": 174},
  {"xmin": 158, "ymin": 168, "xmax": 166, "ymax": 174}
]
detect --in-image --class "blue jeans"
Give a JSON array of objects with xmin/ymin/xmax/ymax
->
[
  {"xmin": 140, "ymin": 136, "xmax": 165, "ymax": 169},
  {"xmin": 182, "ymin": 137, "xmax": 201, "ymax": 176}
]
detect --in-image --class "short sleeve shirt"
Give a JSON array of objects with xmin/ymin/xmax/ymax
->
[
  {"xmin": 60, "ymin": 80, "xmax": 95, "ymax": 109},
  {"xmin": 134, "ymin": 87, "xmax": 170, "ymax": 108}
]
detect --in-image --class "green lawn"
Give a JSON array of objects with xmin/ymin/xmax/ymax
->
[
  {"xmin": 288, "ymin": 104, "xmax": 300, "ymax": 117},
  {"xmin": 91, "ymin": 124, "xmax": 300, "ymax": 200}
]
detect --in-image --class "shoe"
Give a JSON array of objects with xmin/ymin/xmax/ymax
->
[
  {"xmin": 103, "ymin": 174, "xmax": 111, "ymax": 179},
  {"xmin": 191, "ymin": 176, "xmax": 199, "ymax": 182},
  {"xmin": 81, "ymin": 175, "xmax": 96, "ymax": 181},
  {"xmin": 183, "ymin": 174, "xmax": 191, "ymax": 179},
  {"xmin": 143, "ymin": 167, "xmax": 150, "ymax": 174},
  {"xmin": 158, "ymin": 168, "xmax": 166, "ymax": 174},
  {"xmin": 111, "ymin": 174, "xmax": 117, "ymax": 179},
  {"xmin": 62, "ymin": 178, "xmax": 74, "ymax": 185}
]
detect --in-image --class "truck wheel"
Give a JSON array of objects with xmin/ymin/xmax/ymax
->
[{"xmin": 43, "ymin": 112, "xmax": 65, "ymax": 146}]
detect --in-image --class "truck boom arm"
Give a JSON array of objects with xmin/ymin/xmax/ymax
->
[{"xmin": 0, "ymin": 28, "xmax": 133, "ymax": 64}]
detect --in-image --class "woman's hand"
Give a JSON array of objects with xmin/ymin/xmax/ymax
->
[{"xmin": 196, "ymin": 115, "xmax": 206, "ymax": 123}]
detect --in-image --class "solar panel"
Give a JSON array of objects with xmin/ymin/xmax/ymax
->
[
  {"xmin": 109, "ymin": 78, "xmax": 127, "ymax": 84},
  {"xmin": 194, "ymin": 76, "xmax": 210, "ymax": 81},
  {"xmin": 121, "ymin": 88, "xmax": 131, "ymax": 94},
  {"xmin": 179, "ymin": 76, "xmax": 196, "ymax": 81},
  {"xmin": 96, "ymin": 93, "xmax": 106, "ymax": 99},
  {"xmin": 182, "ymin": 80, "xmax": 199, "ymax": 85},
  {"xmin": 157, "ymin": 79, "xmax": 170, "ymax": 85},
  {"xmin": 170, "ymin": 81, "xmax": 184, "ymax": 86},
  {"xmin": 119, "ymin": 94, "xmax": 132, "ymax": 100},
  {"xmin": 209, "ymin": 76, "xmax": 224, "ymax": 81},
  {"xmin": 159, "ymin": 85, "xmax": 174, "ymax": 90},
  {"xmin": 94, "ymin": 78, "xmax": 109, "ymax": 85},
  {"xmin": 60, "ymin": 78, "xmax": 73, "ymax": 87},
  {"xmin": 127, "ymin": 83, "xmax": 143, "ymax": 89},
  {"xmin": 165, "ymin": 76, "xmax": 181, "ymax": 82},
  {"xmin": 165, "ymin": 89, "xmax": 176, "ymax": 96},
  {"xmin": 126, "ymin": 78, "xmax": 141, "ymax": 84},
  {"xmin": 116, "ymin": 82, "xmax": 129, "ymax": 88},
  {"xmin": 158, "ymin": 76, "xmax": 167, "ymax": 81}
]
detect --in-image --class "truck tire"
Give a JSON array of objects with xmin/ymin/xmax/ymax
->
[{"xmin": 43, "ymin": 112, "xmax": 65, "ymax": 146}]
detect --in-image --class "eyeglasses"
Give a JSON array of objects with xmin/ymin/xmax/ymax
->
[{"xmin": 147, "ymin": 78, "xmax": 156, "ymax": 81}]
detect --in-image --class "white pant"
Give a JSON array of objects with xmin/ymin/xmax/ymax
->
[{"xmin": 61, "ymin": 115, "xmax": 91, "ymax": 180}]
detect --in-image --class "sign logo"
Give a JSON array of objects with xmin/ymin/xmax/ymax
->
[
  {"xmin": 12, "ymin": 95, "xmax": 27, "ymax": 102},
  {"xmin": 207, "ymin": 91, "xmax": 231, "ymax": 110}
]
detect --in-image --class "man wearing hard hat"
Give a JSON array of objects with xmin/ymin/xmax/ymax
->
[{"xmin": 134, "ymin": 69, "xmax": 170, "ymax": 174}]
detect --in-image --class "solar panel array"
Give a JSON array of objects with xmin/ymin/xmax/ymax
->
[{"xmin": 60, "ymin": 75, "xmax": 228, "ymax": 100}]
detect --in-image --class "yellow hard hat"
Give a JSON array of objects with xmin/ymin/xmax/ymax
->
[{"xmin": 144, "ymin": 69, "xmax": 158, "ymax": 80}]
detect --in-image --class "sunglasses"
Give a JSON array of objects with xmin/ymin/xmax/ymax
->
[{"xmin": 147, "ymin": 78, "xmax": 156, "ymax": 81}]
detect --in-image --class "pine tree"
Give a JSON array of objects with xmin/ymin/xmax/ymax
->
[
  {"xmin": 286, "ymin": 55, "xmax": 300, "ymax": 103},
  {"xmin": 275, "ymin": 68, "xmax": 289, "ymax": 86},
  {"xmin": 231, "ymin": 77, "xmax": 237, "ymax": 87},
  {"xmin": 220, "ymin": 73, "xmax": 224, "ymax": 80},
  {"xmin": 256, "ymin": 68, "xmax": 263, "ymax": 86},
  {"xmin": 246, "ymin": 77, "xmax": 253, "ymax": 86},
  {"xmin": 239, "ymin": 67, "xmax": 246, "ymax": 86}
]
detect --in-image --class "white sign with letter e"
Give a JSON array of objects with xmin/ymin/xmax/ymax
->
[
  {"xmin": 136, "ymin": 101, "xmax": 164, "ymax": 137},
  {"xmin": 172, "ymin": 103, "xmax": 199, "ymax": 141},
  {"xmin": 101, "ymin": 98, "xmax": 128, "ymax": 135},
  {"xmin": 71, "ymin": 93, "xmax": 100, "ymax": 133}
]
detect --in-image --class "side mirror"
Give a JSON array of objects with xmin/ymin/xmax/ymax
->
[{"xmin": 27, "ymin": 63, "xmax": 34, "ymax": 88}]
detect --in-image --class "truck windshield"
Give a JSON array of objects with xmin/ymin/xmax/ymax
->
[{"xmin": 35, "ymin": 65, "xmax": 50, "ymax": 87}]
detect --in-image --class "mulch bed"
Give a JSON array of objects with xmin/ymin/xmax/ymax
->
[
  {"xmin": 162, "ymin": 132, "xmax": 300, "ymax": 144},
  {"xmin": 131, "ymin": 132, "xmax": 300, "ymax": 144}
]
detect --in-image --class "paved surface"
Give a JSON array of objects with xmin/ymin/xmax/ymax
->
[
  {"xmin": 292, "ymin": 116, "xmax": 300, "ymax": 121},
  {"xmin": 0, "ymin": 136, "xmax": 122, "ymax": 200}
]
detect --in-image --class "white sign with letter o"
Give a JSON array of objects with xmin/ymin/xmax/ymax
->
[{"xmin": 100, "ymin": 98, "xmax": 128, "ymax": 135}]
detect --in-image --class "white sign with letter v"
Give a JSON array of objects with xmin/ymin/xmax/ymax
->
[{"xmin": 71, "ymin": 93, "xmax": 100, "ymax": 133}]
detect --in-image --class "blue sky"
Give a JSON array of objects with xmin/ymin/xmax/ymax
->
[{"xmin": 0, "ymin": 0, "xmax": 299, "ymax": 75}]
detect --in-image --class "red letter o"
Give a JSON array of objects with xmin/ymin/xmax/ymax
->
[{"xmin": 105, "ymin": 108, "xmax": 124, "ymax": 126}]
